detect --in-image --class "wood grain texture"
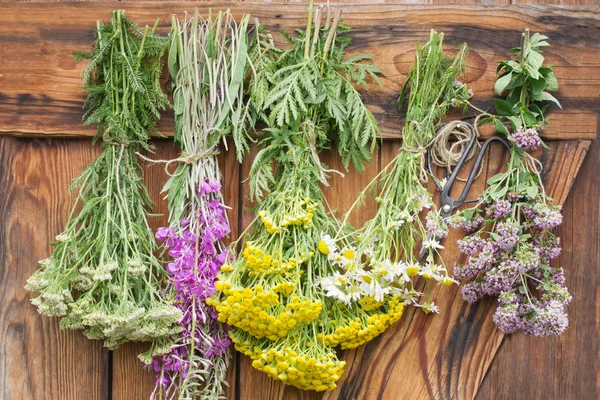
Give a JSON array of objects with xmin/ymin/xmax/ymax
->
[
  {"xmin": 0, "ymin": 137, "xmax": 108, "ymax": 400},
  {"xmin": 322, "ymin": 139, "xmax": 590, "ymax": 400},
  {"xmin": 0, "ymin": 2, "xmax": 599, "ymax": 140},
  {"xmin": 0, "ymin": 1, "xmax": 596, "ymax": 400}
]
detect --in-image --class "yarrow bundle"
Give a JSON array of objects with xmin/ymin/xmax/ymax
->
[
  {"xmin": 451, "ymin": 30, "xmax": 571, "ymax": 336},
  {"xmin": 141, "ymin": 10, "xmax": 253, "ymax": 399},
  {"xmin": 25, "ymin": 11, "xmax": 181, "ymax": 349},
  {"xmin": 322, "ymin": 31, "xmax": 472, "ymax": 315},
  {"xmin": 210, "ymin": 1, "xmax": 394, "ymax": 391}
]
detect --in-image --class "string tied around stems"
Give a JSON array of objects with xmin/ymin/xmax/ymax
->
[
  {"xmin": 301, "ymin": 120, "xmax": 345, "ymax": 185},
  {"xmin": 101, "ymin": 127, "xmax": 146, "ymax": 149},
  {"xmin": 135, "ymin": 127, "xmax": 222, "ymax": 176},
  {"xmin": 401, "ymin": 120, "xmax": 430, "ymax": 183}
]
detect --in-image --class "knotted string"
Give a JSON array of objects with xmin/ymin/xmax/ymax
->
[
  {"xmin": 134, "ymin": 127, "xmax": 224, "ymax": 176},
  {"xmin": 102, "ymin": 128, "xmax": 146, "ymax": 148},
  {"xmin": 136, "ymin": 146, "xmax": 220, "ymax": 177},
  {"xmin": 401, "ymin": 120, "xmax": 429, "ymax": 183},
  {"xmin": 301, "ymin": 121, "xmax": 345, "ymax": 185}
]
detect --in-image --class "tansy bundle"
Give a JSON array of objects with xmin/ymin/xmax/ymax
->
[{"xmin": 209, "ymin": 1, "xmax": 407, "ymax": 391}]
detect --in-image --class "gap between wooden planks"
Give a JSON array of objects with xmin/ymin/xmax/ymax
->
[{"xmin": 0, "ymin": 2, "xmax": 598, "ymax": 140}]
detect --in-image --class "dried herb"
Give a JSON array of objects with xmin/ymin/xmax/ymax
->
[
  {"xmin": 26, "ymin": 10, "xmax": 181, "ymax": 349},
  {"xmin": 323, "ymin": 31, "xmax": 471, "ymax": 314},
  {"xmin": 211, "ymin": 1, "xmax": 386, "ymax": 391},
  {"xmin": 142, "ymin": 10, "xmax": 254, "ymax": 399},
  {"xmin": 451, "ymin": 30, "xmax": 571, "ymax": 336}
]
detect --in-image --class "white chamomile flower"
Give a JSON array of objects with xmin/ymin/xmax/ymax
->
[
  {"xmin": 320, "ymin": 274, "xmax": 351, "ymax": 304},
  {"xmin": 419, "ymin": 262, "xmax": 442, "ymax": 280},
  {"xmin": 423, "ymin": 238, "xmax": 444, "ymax": 250},
  {"xmin": 416, "ymin": 301, "xmax": 439, "ymax": 314},
  {"xmin": 414, "ymin": 193, "xmax": 433, "ymax": 211},
  {"xmin": 340, "ymin": 247, "xmax": 358, "ymax": 269},
  {"xmin": 385, "ymin": 261, "xmax": 410, "ymax": 283},
  {"xmin": 388, "ymin": 220, "xmax": 404, "ymax": 230},
  {"xmin": 359, "ymin": 271, "xmax": 389, "ymax": 302},
  {"xmin": 398, "ymin": 210, "xmax": 414, "ymax": 223},
  {"xmin": 346, "ymin": 284, "xmax": 363, "ymax": 302},
  {"xmin": 318, "ymin": 234, "xmax": 337, "ymax": 256}
]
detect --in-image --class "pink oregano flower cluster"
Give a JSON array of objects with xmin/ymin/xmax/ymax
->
[
  {"xmin": 147, "ymin": 178, "xmax": 232, "ymax": 398},
  {"xmin": 449, "ymin": 160, "xmax": 571, "ymax": 336}
]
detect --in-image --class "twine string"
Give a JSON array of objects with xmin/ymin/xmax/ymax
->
[
  {"xmin": 428, "ymin": 120, "xmax": 481, "ymax": 182},
  {"xmin": 134, "ymin": 127, "xmax": 223, "ymax": 176},
  {"xmin": 401, "ymin": 121, "xmax": 429, "ymax": 183},
  {"xmin": 302, "ymin": 120, "xmax": 345, "ymax": 184}
]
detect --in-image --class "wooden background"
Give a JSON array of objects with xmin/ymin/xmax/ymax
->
[{"xmin": 0, "ymin": 1, "xmax": 597, "ymax": 399}]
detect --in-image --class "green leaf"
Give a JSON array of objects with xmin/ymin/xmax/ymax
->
[
  {"xmin": 530, "ymin": 76, "xmax": 546, "ymax": 94},
  {"xmin": 494, "ymin": 72, "xmax": 513, "ymax": 95},
  {"xmin": 506, "ymin": 116, "xmax": 522, "ymax": 131},
  {"xmin": 494, "ymin": 118, "xmax": 509, "ymax": 135},
  {"xmin": 494, "ymin": 99, "xmax": 516, "ymax": 116},
  {"xmin": 533, "ymin": 91, "xmax": 562, "ymax": 109},
  {"xmin": 526, "ymin": 50, "xmax": 544, "ymax": 71},
  {"xmin": 522, "ymin": 109, "xmax": 537, "ymax": 125},
  {"xmin": 167, "ymin": 30, "xmax": 179, "ymax": 80},
  {"xmin": 526, "ymin": 184, "xmax": 539, "ymax": 199},
  {"xmin": 541, "ymin": 69, "xmax": 558, "ymax": 91}
]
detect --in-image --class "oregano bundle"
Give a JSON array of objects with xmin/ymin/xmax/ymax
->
[
  {"xmin": 26, "ymin": 10, "xmax": 181, "ymax": 349},
  {"xmin": 452, "ymin": 30, "xmax": 571, "ymax": 336}
]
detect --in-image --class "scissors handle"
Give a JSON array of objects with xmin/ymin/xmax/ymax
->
[{"xmin": 428, "ymin": 122, "xmax": 510, "ymax": 219}]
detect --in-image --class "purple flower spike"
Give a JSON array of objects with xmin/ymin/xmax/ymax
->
[{"xmin": 150, "ymin": 175, "xmax": 232, "ymax": 394}]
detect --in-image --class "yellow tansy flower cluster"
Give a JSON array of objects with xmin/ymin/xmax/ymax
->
[
  {"xmin": 318, "ymin": 296, "xmax": 405, "ymax": 349},
  {"xmin": 230, "ymin": 329, "xmax": 346, "ymax": 392}
]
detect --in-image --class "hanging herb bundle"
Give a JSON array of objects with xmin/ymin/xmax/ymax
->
[
  {"xmin": 209, "ymin": 2, "xmax": 393, "ymax": 391},
  {"xmin": 141, "ymin": 10, "xmax": 253, "ymax": 399},
  {"xmin": 25, "ymin": 11, "xmax": 181, "ymax": 349},
  {"xmin": 450, "ymin": 30, "xmax": 571, "ymax": 336},
  {"xmin": 321, "ymin": 31, "xmax": 472, "ymax": 314}
]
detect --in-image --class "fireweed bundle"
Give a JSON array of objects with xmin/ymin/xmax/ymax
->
[
  {"xmin": 450, "ymin": 30, "xmax": 571, "ymax": 336},
  {"xmin": 25, "ymin": 11, "xmax": 181, "ymax": 348},
  {"xmin": 209, "ymin": 2, "xmax": 393, "ymax": 391},
  {"xmin": 322, "ymin": 31, "xmax": 472, "ymax": 315},
  {"xmin": 140, "ymin": 11, "xmax": 254, "ymax": 399}
]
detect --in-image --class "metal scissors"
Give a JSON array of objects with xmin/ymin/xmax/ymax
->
[{"xmin": 418, "ymin": 121, "xmax": 510, "ymax": 260}]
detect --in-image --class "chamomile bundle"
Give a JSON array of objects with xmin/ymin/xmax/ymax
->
[
  {"xmin": 322, "ymin": 31, "xmax": 472, "ymax": 314},
  {"xmin": 26, "ymin": 11, "xmax": 181, "ymax": 349}
]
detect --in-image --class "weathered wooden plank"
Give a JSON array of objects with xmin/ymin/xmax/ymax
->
[
  {"xmin": 0, "ymin": 2, "xmax": 598, "ymax": 140},
  {"xmin": 477, "ymin": 138, "xmax": 598, "ymax": 400},
  {"xmin": 0, "ymin": 137, "xmax": 108, "ymax": 400},
  {"xmin": 323, "ymin": 139, "xmax": 590, "ymax": 400}
]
